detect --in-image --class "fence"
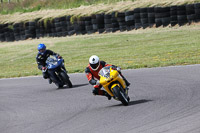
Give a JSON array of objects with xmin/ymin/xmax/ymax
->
[{"xmin": 0, "ymin": 3, "xmax": 200, "ymax": 42}]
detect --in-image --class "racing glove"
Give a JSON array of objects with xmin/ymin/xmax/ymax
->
[
  {"xmin": 96, "ymin": 80, "xmax": 100, "ymax": 85},
  {"xmin": 112, "ymin": 65, "xmax": 121, "ymax": 72},
  {"xmin": 42, "ymin": 67, "xmax": 47, "ymax": 72}
]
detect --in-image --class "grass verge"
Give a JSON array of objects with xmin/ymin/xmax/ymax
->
[{"xmin": 0, "ymin": 24, "xmax": 200, "ymax": 78}]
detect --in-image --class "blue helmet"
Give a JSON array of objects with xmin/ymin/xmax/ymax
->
[
  {"xmin": 38, "ymin": 43, "xmax": 46, "ymax": 50},
  {"xmin": 37, "ymin": 43, "xmax": 46, "ymax": 54}
]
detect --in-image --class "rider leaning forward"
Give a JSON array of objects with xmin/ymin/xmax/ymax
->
[
  {"xmin": 85, "ymin": 55, "xmax": 130, "ymax": 100},
  {"xmin": 36, "ymin": 43, "xmax": 63, "ymax": 88}
]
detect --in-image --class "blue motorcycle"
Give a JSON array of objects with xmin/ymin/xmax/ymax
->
[{"xmin": 44, "ymin": 55, "xmax": 72, "ymax": 88}]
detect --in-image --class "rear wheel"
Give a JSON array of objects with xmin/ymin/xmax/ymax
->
[
  {"xmin": 60, "ymin": 71, "xmax": 73, "ymax": 88},
  {"xmin": 112, "ymin": 86, "xmax": 129, "ymax": 106}
]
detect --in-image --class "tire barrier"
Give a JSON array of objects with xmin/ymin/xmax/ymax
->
[
  {"xmin": 177, "ymin": 5, "xmax": 187, "ymax": 26},
  {"xmin": 148, "ymin": 7, "xmax": 155, "ymax": 28},
  {"xmin": 95, "ymin": 13, "xmax": 105, "ymax": 33},
  {"xmin": 1, "ymin": 3, "xmax": 200, "ymax": 42},
  {"xmin": 195, "ymin": 3, "xmax": 200, "ymax": 22},
  {"xmin": 125, "ymin": 10, "xmax": 135, "ymax": 31},
  {"xmin": 170, "ymin": 6, "xmax": 178, "ymax": 26},
  {"xmin": 104, "ymin": 13, "xmax": 112, "ymax": 33},
  {"xmin": 85, "ymin": 16, "xmax": 95, "ymax": 34},
  {"xmin": 134, "ymin": 8, "xmax": 142, "ymax": 29},
  {"xmin": 140, "ymin": 8, "xmax": 149, "ymax": 28}
]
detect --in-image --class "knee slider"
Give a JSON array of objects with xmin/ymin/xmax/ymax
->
[
  {"xmin": 43, "ymin": 72, "xmax": 49, "ymax": 79},
  {"xmin": 92, "ymin": 88, "xmax": 99, "ymax": 95}
]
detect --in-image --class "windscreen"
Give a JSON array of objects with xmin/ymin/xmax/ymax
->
[
  {"xmin": 99, "ymin": 66, "xmax": 112, "ymax": 78},
  {"xmin": 46, "ymin": 56, "xmax": 58, "ymax": 65}
]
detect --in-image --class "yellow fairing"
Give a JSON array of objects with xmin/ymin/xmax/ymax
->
[{"xmin": 99, "ymin": 68, "xmax": 126, "ymax": 96}]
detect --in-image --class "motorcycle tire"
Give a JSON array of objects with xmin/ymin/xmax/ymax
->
[
  {"xmin": 59, "ymin": 71, "xmax": 73, "ymax": 88},
  {"xmin": 112, "ymin": 86, "xmax": 129, "ymax": 106}
]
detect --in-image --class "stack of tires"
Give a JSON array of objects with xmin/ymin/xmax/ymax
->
[
  {"xmin": 54, "ymin": 17, "xmax": 68, "ymax": 37},
  {"xmin": 170, "ymin": 6, "xmax": 178, "ymax": 26},
  {"xmin": 36, "ymin": 22, "xmax": 41, "ymax": 39},
  {"xmin": 49, "ymin": 19, "xmax": 56, "ymax": 37},
  {"xmin": 13, "ymin": 23, "xmax": 22, "ymax": 41},
  {"xmin": 140, "ymin": 8, "xmax": 149, "ymax": 28},
  {"xmin": 161, "ymin": 7, "xmax": 171, "ymax": 27},
  {"xmin": 4, "ymin": 27, "xmax": 14, "ymax": 42},
  {"xmin": 0, "ymin": 24, "xmax": 6, "ymax": 42},
  {"xmin": 95, "ymin": 13, "xmax": 105, "ymax": 33},
  {"xmin": 177, "ymin": 5, "xmax": 187, "ymax": 26},
  {"xmin": 155, "ymin": 7, "xmax": 163, "ymax": 27},
  {"xmin": 44, "ymin": 19, "xmax": 54, "ymax": 37},
  {"xmin": 104, "ymin": 13, "xmax": 120, "ymax": 33},
  {"xmin": 186, "ymin": 4, "xmax": 196, "ymax": 24},
  {"xmin": 36, "ymin": 21, "xmax": 45, "ymax": 38},
  {"xmin": 24, "ymin": 21, "xmax": 36, "ymax": 39},
  {"xmin": 117, "ymin": 12, "xmax": 126, "ymax": 32},
  {"xmin": 111, "ymin": 12, "xmax": 119, "ymax": 32},
  {"xmin": 104, "ymin": 14, "xmax": 113, "ymax": 33},
  {"xmin": 125, "ymin": 10, "xmax": 135, "ymax": 31},
  {"xmin": 148, "ymin": 7, "xmax": 155, "ymax": 27},
  {"xmin": 195, "ymin": 3, "xmax": 200, "ymax": 22},
  {"xmin": 85, "ymin": 16, "xmax": 95, "ymax": 34},
  {"xmin": 134, "ymin": 8, "xmax": 142, "ymax": 29},
  {"xmin": 90, "ymin": 15, "xmax": 98, "ymax": 33},
  {"xmin": 66, "ymin": 16, "xmax": 75, "ymax": 36},
  {"xmin": 74, "ymin": 17, "xmax": 86, "ymax": 35}
]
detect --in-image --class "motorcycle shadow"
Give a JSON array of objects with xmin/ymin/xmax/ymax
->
[
  {"xmin": 110, "ymin": 99, "xmax": 152, "ymax": 107},
  {"xmin": 57, "ymin": 83, "xmax": 89, "ymax": 90},
  {"xmin": 128, "ymin": 99, "xmax": 152, "ymax": 106}
]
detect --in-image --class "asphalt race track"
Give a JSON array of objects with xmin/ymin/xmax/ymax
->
[{"xmin": 1, "ymin": 65, "xmax": 200, "ymax": 133}]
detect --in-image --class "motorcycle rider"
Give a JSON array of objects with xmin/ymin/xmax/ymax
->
[
  {"xmin": 36, "ymin": 43, "xmax": 64, "ymax": 88},
  {"xmin": 85, "ymin": 55, "xmax": 130, "ymax": 100}
]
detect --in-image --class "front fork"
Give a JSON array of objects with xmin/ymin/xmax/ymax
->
[{"xmin": 111, "ymin": 84, "xmax": 129, "ymax": 99}]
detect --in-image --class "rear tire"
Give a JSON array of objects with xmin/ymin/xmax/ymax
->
[
  {"xmin": 112, "ymin": 86, "xmax": 129, "ymax": 106},
  {"xmin": 60, "ymin": 71, "xmax": 73, "ymax": 88}
]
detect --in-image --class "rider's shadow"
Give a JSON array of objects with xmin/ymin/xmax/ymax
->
[{"xmin": 58, "ymin": 83, "xmax": 89, "ymax": 89}]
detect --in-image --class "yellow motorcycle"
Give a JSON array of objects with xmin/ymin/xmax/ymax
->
[{"xmin": 99, "ymin": 66, "xmax": 130, "ymax": 106}]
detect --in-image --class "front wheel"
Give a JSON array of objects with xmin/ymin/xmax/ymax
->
[
  {"xmin": 112, "ymin": 86, "xmax": 129, "ymax": 106},
  {"xmin": 59, "ymin": 71, "xmax": 73, "ymax": 88}
]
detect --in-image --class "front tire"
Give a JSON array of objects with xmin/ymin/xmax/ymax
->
[
  {"xmin": 112, "ymin": 86, "xmax": 129, "ymax": 106},
  {"xmin": 59, "ymin": 71, "xmax": 73, "ymax": 88}
]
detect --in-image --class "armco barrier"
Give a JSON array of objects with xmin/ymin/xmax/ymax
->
[{"xmin": 0, "ymin": 3, "xmax": 200, "ymax": 42}]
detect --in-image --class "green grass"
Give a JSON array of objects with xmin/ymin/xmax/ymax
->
[{"xmin": 0, "ymin": 24, "xmax": 200, "ymax": 78}]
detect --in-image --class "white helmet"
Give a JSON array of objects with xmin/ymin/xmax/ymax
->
[{"xmin": 89, "ymin": 55, "xmax": 100, "ymax": 71}]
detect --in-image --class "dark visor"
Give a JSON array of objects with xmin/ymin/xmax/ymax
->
[{"xmin": 90, "ymin": 63, "xmax": 99, "ymax": 69}]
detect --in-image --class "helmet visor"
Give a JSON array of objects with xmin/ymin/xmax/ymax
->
[
  {"xmin": 38, "ymin": 49, "xmax": 46, "ymax": 55},
  {"xmin": 39, "ymin": 49, "xmax": 45, "ymax": 53},
  {"xmin": 90, "ymin": 63, "xmax": 99, "ymax": 70}
]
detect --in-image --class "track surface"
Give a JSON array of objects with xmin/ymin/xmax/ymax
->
[{"xmin": 1, "ymin": 65, "xmax": 200, "ymax": 133}]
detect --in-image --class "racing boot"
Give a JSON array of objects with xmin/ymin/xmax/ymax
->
[
  {"xmin": 104, "ymin": 92, "xmax": 112, "ymax": 100},
  {"xmin": 48, "ymin": 78, "xmax": 52, "ymax": 84}
]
